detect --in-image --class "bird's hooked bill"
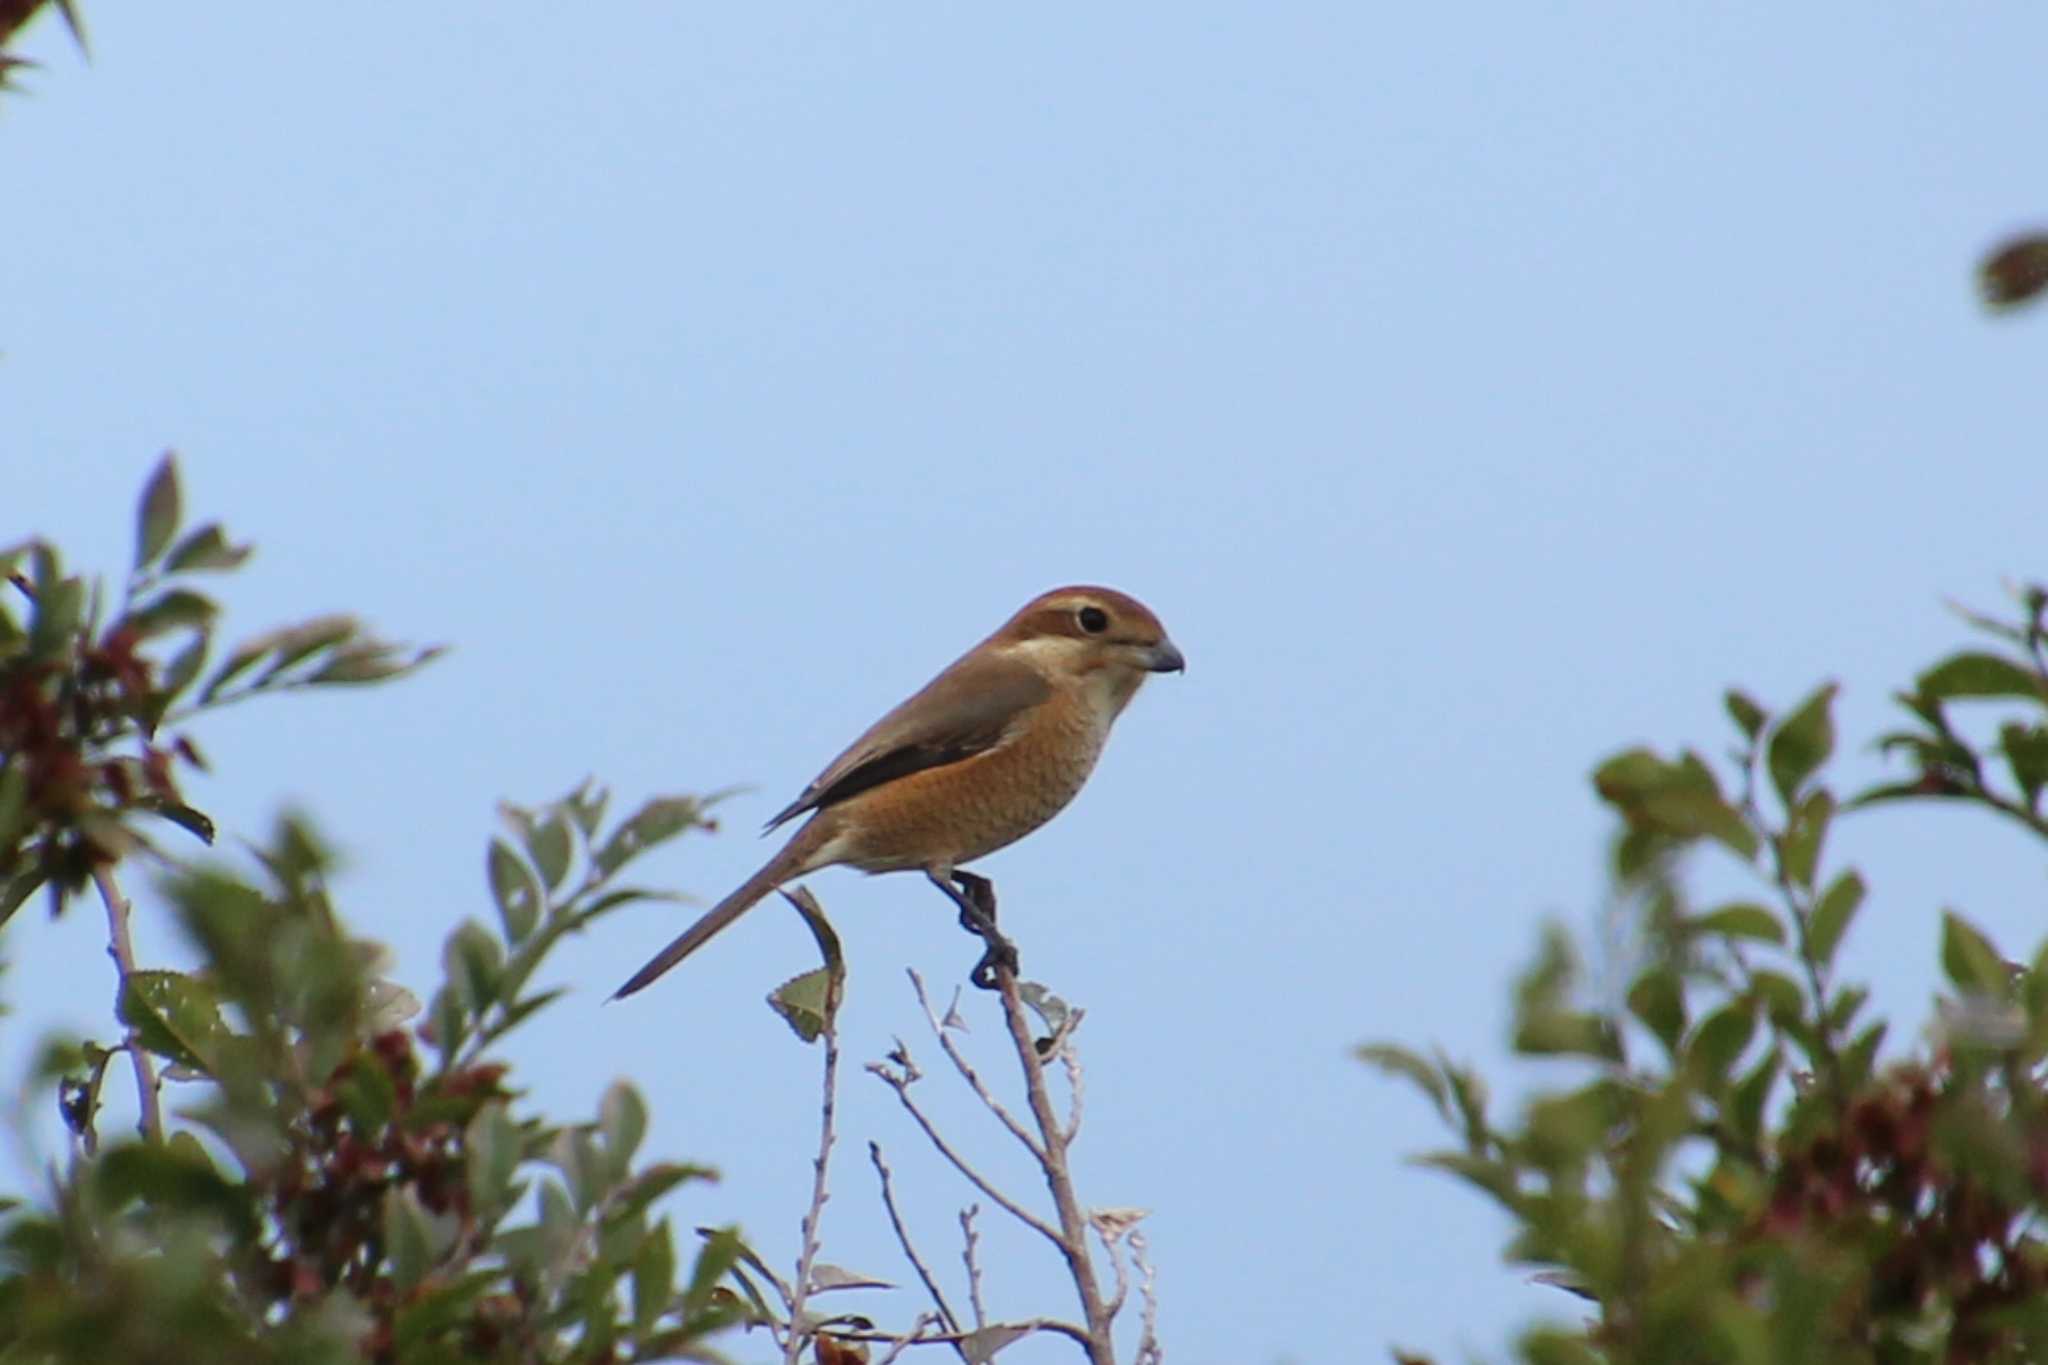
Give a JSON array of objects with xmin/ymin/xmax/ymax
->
[{"xmin": 1145, "ymin": 639, "xmax": 1187, "ymax": 673}]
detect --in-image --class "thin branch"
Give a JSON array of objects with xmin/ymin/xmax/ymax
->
[
  {"xmin": 1129, "ymin": 1230, "xmax": 1163, "ymax": 1365},
  {"xmin": 784, "ymin": 946, "xmax": 845, "ymax": 1365},
  {"xmin": 93, "ymin": 863, "xmax": 161, "ymax": 1142},
  {"xmin": 875, "ymin": 1311, "xmax": 941, "ymax": 1364},
  {"xmin": 993, "ymin": 966, "xmax": 1115, "ymax": 1361},
  {"xmin": 867, "ymin": 1059, "xmax": 1063, "ymax": 1245},
  {"xmin": 959, "ymin": 1204, "xmax": 987, "ymax": 1330},
  {"xmin": 907, "ymin": 969, "xmax": 1044, "ymax": 1160},
  {"xmin": 868, "ymin": 1140, "xmax": 965, "ymax": 1359},
  {"xmin": 827, "ymin": 1318, "xmax": 1093, "ymax": 1353}
]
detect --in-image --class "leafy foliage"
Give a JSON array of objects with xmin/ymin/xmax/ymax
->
[
  {"xmin": 1, "ymin": 453, "xmax": 439, "ymax": 925},
  {"xmin": 1369, "ymin": 584, "xmax": 2048, "ymax": 1363},
  {"xmin": 1, "ymin": 465, "xmax": 744, "ymax": 1363}
]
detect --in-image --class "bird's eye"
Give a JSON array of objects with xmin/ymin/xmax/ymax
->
[{"xmin": 1077, "ymin": 606, "xmax": 1110, "ymax": 634}]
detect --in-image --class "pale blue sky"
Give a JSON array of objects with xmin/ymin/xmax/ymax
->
[{"xmin": 7, "ymin": 6, "xmax": 2048, "ymax": 1361}]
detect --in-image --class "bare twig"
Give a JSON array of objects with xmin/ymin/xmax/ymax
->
[
  {"xmin": 93, "ymin": 864, "xmax": 161, "ymax": 1142},
  {"xmin": 993, "ymin": 966, "xmax": 1115, "ymax": 1360},
  {"xmin": 867, "ymin": 1056, "xmax": 1063, "ymax": 1243},
  {"xmin": 959, "ymin": 1204, "xmax": 987, "ymax": 1330},
  {"xmin": 827, "ymin": 1318, "xmax": 1092, "ymax": 1353},
  {"xmin": 784, "ymin": 894, "xmax": 847, "ymax": 1365},
  {"xmin": 908, "ymin": 969, "xmax": 1043, "ymax": 1159},
  {"xmin": 868, "ymin": 1140, "xmax": 965, "ymax": 1358},
  {"xmin": 875, "ymin": 1310, "xmax": 941, "ymax": 1364},
  {"xmin": 1129, "ymin": 1230, "xmax": 1163, "ymax": 1365}
]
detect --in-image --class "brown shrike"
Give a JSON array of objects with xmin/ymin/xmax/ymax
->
[{"xmin": 613, "ymin": 586, "xmax": 1183, "ymax": 998}]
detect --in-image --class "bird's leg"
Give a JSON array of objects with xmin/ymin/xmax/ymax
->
[{"xmin": 925, "ymin": 869, "xmax": 1018, "ymax": 991}]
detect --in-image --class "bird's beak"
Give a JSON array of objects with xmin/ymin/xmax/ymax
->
[{"xmin": 1143, "ymin": 638, "xmax": 1186, "ymax": 674}]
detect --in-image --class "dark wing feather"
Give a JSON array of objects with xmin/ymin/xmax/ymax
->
[{"xmin": 762, "ymin": 652, "xmax": 1051, "ymax": 831}]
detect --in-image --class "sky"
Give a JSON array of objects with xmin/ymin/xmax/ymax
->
[{"xmin": 6, "ymin": 4, "xmax": 2048, "ymax": 1361}]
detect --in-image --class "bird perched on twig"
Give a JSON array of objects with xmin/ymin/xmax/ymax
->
[{"xmin": 612, "ymin": 585, "xmax": 1184, "ymax": 998}]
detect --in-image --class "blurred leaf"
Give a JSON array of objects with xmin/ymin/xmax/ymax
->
[
  {"xmin": 593, "ymin": 796, "xmax": 710, "ymax": 877},
  {"xmin": 96, "ymin": 1140, "xmax": 254, "ymax": 1238},
  {"xmin": 117, "ymin": 969, "xmax": 232, "ymax": 1075},
  {"xmin": 1356, "ymin": 1043, "xmax": 1451, "ymax": 1123},
  {"xmin": 2000, "ymin": 722, "xmax": 2048, "ymax": 808},
  {"xmin": 1806, "ymin": 870, "xmax": 1864, "ymax": 967},
  {"xmin": 565, "ymin": 781, "xmax": 610, "ymax": 838},
  {"xmin": 528, "ymin": 813, "xmax": 573, "ymax": 892},
  {"xmin": 1917, "ymin": 650, "xmax": 2043, "ymax": 702},
  {"xmin": 486, "ymin": 839, "xmax": 541, "ymax": 944},
  {"xmin": 1767, "ymin": 683, "xmax": 1837, "ymax": 805},
  {"xmin": 632, "ymin": 1218, "xmax": 677, "ymax": 1333},
  {"xmin": 310, "ymin": 639, "xmax": 445, "ymax": 685},
  {"xmin": 142, "ymin": 798, "xmax": 217, "ymax": 845},
  {"xmin": 682, "ymin": 1225, "xmax": 743, "ymax": 1317},
  {"xmin": 608, "ymin": 1162, "xmax": 717, "ymax": 1231},
  {"xmin": 1729, "ymin": 1048, "xmax": 1779, "ymax": 1145},
  {"xmin": 162, "ymin": 523, "xmax": 251, "ymax": 574},
  {"xmin": 1592, "ymin": 748, "xmax": 1757, "ymax": 859},
  {"xmin": 465, "ymin": 1102, "xmax": 523, "ymax": 1217},
  {"xmin": 383, "ymin": 1186, "xmax": 438, "ymax": 1294},
  {"xmin": 1411, "ymin": 1150, "xmax": 1520, "ymax": 1210},
  {"xmin": 124, "ymin": 588, "xmax": 218, "ymax": 639},
  {"xmin": 28, "ymin": 573, "xmax": 82, "ymax": 658},
  {"xmin": 1689, "ymin": 998, "xmax": 1757, "ymax": 1086},
  {"xmin": 134, "ymin": 453, "xmax": 181, "ymax": 571},
  {"xmin": 1689, "ymin": 902, "xmax": 1786, "ymax": 946},
  {"xmin": 1627, "ymin": 968, "xmax": 1685, "ymax": 1054},
  {"xmin": 251, "ymin": 615, "xmax": 358, "ymax": 685},
  {"xmin": 1724, "ymin": 689, "xmax": 1768, "ymax": 743},
  {"xmin": 600, "ymin": 1081, "xmax": 648, "ymax": 1179},
  {"xmin": 1941, "ymin": 911, "xmax": 2009, "ymax": 996},
  {"xmin": 1981, "ymin": 232, "xmax": 2048, "ymax": 311},
  {"xmin": 443, "ymin": 919, "xmax": 503, "ymax": 1012},
  {"xmin": 1778, "ymin": 790, "xmax": 1835, "ymax": 890}
]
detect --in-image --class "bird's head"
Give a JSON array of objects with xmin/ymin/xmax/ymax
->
[{"xmin": 990, "ymin": 585, "xmax": 1184, "ymax": 713}]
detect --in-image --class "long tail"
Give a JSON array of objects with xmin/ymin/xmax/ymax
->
[{"xmin": 610, "ymin": 827, "xmax": 824, "ymax": 1000}]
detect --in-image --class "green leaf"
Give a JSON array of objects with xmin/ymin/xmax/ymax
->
[
  {"xmin": 134, "ymin": 453, "xmax": 181, "ymax": 571},
  {"xmin": 1355, "ymin": 1043, "xmax": 1451, "ymax": 1123},
  {"xmin": 1689, "ymin": 902, "xmax": 1786, "ymax": 945},
  {"xmin": 1767, "ymin": 682, "xmax": 1837, "ymax": 805},
  {"xmin": 632, "ymin": 1219, "xmax": 677, "ymax": 1333},
  {"xmin": 600, "ymin": 1081, "xmax": 649, "ymax": 1179},
  {"xmin": 1777, "ymin": 790, "xmax": 1835, "ymax": 890},
  {"xmin": 117, "ymin": 969, "xmax": 233, "ymax": 1075},
  {"xmin": 594, "ymin": 796, "xmax": 710, "ymax": 877},
  {"xmin": 1751, "ymin": 971, "xmax": 1807, "ymax": 1027},
  {"xmin": 443, "ymin": 920, "xmax": 504, "ymax": 1012},
  {"xmin": 1411, "ymin": 1150, "xmax": 1521, "ymax": 1211},
  {"xmin": 1724, "ymin": 689, "xmax": 1768, "ymax": 743},
  {"xmin": 28, "ymin": 574, "xmax": 83, "ymax": 659},
  {"xmin": 383, "ymin": 1186, "xmax": 438, "ymax": 1294},
  {"xmin": 124, "ymin": 589, "xmax": 218, "ymax": 639},
  {"xmin": 768, "ymin": 967, "xmax": 837, "ymax": 1043},
  {"xmin": 528, "ymin": 814, "xmax": 573, "ymax": 892},
  {"xmin": 148, "ymin": 631, "xmax": 209, "ymax": 718},
  {"xmin": 607, "ymin": 1162, "xmax": 718, "ymax": 1231},
  {"xmin": 2001, "ymin": 723, "xmax": 2048, "ymax": 808},
  {"xmin": 1688, "ymin": 998, "xmax": 1757, "ymax": 1086},
  {"xmin": 1729, "ymin": 1049, "xmax": 1779, "ymax": 1145},
  {"xmin": 1917, "ymin": 650, "xmax": 2044, "ymax": 702},
  {"xmin": 96, "ymin": 1140, "xmax": 254, "ymax": 1238},
  {"xmin": 1941, "ymin": 912, "xmax": 2010, "ymax": 996},
  {"xmin": 682, "ymin": 1226, "xmax": 743, "ymax": 1318},
  {"xmin": 162, "ymin": 523, "xmax": 251, "ymax": 574},
  {"xmin": 487, "ymin": 840, "xmax": 542, "ymax": 944},
  {"xmin": 1806, "ymin": 870, "xmax": 1865, "ymax": 967},
  {"xmin": 464, "ymin": 1102, "xmax": 523, "ymax": 1217},
  {"xmin": 1627, "ymin": 968, "xmax": 1686, "ymax": 1054}
]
